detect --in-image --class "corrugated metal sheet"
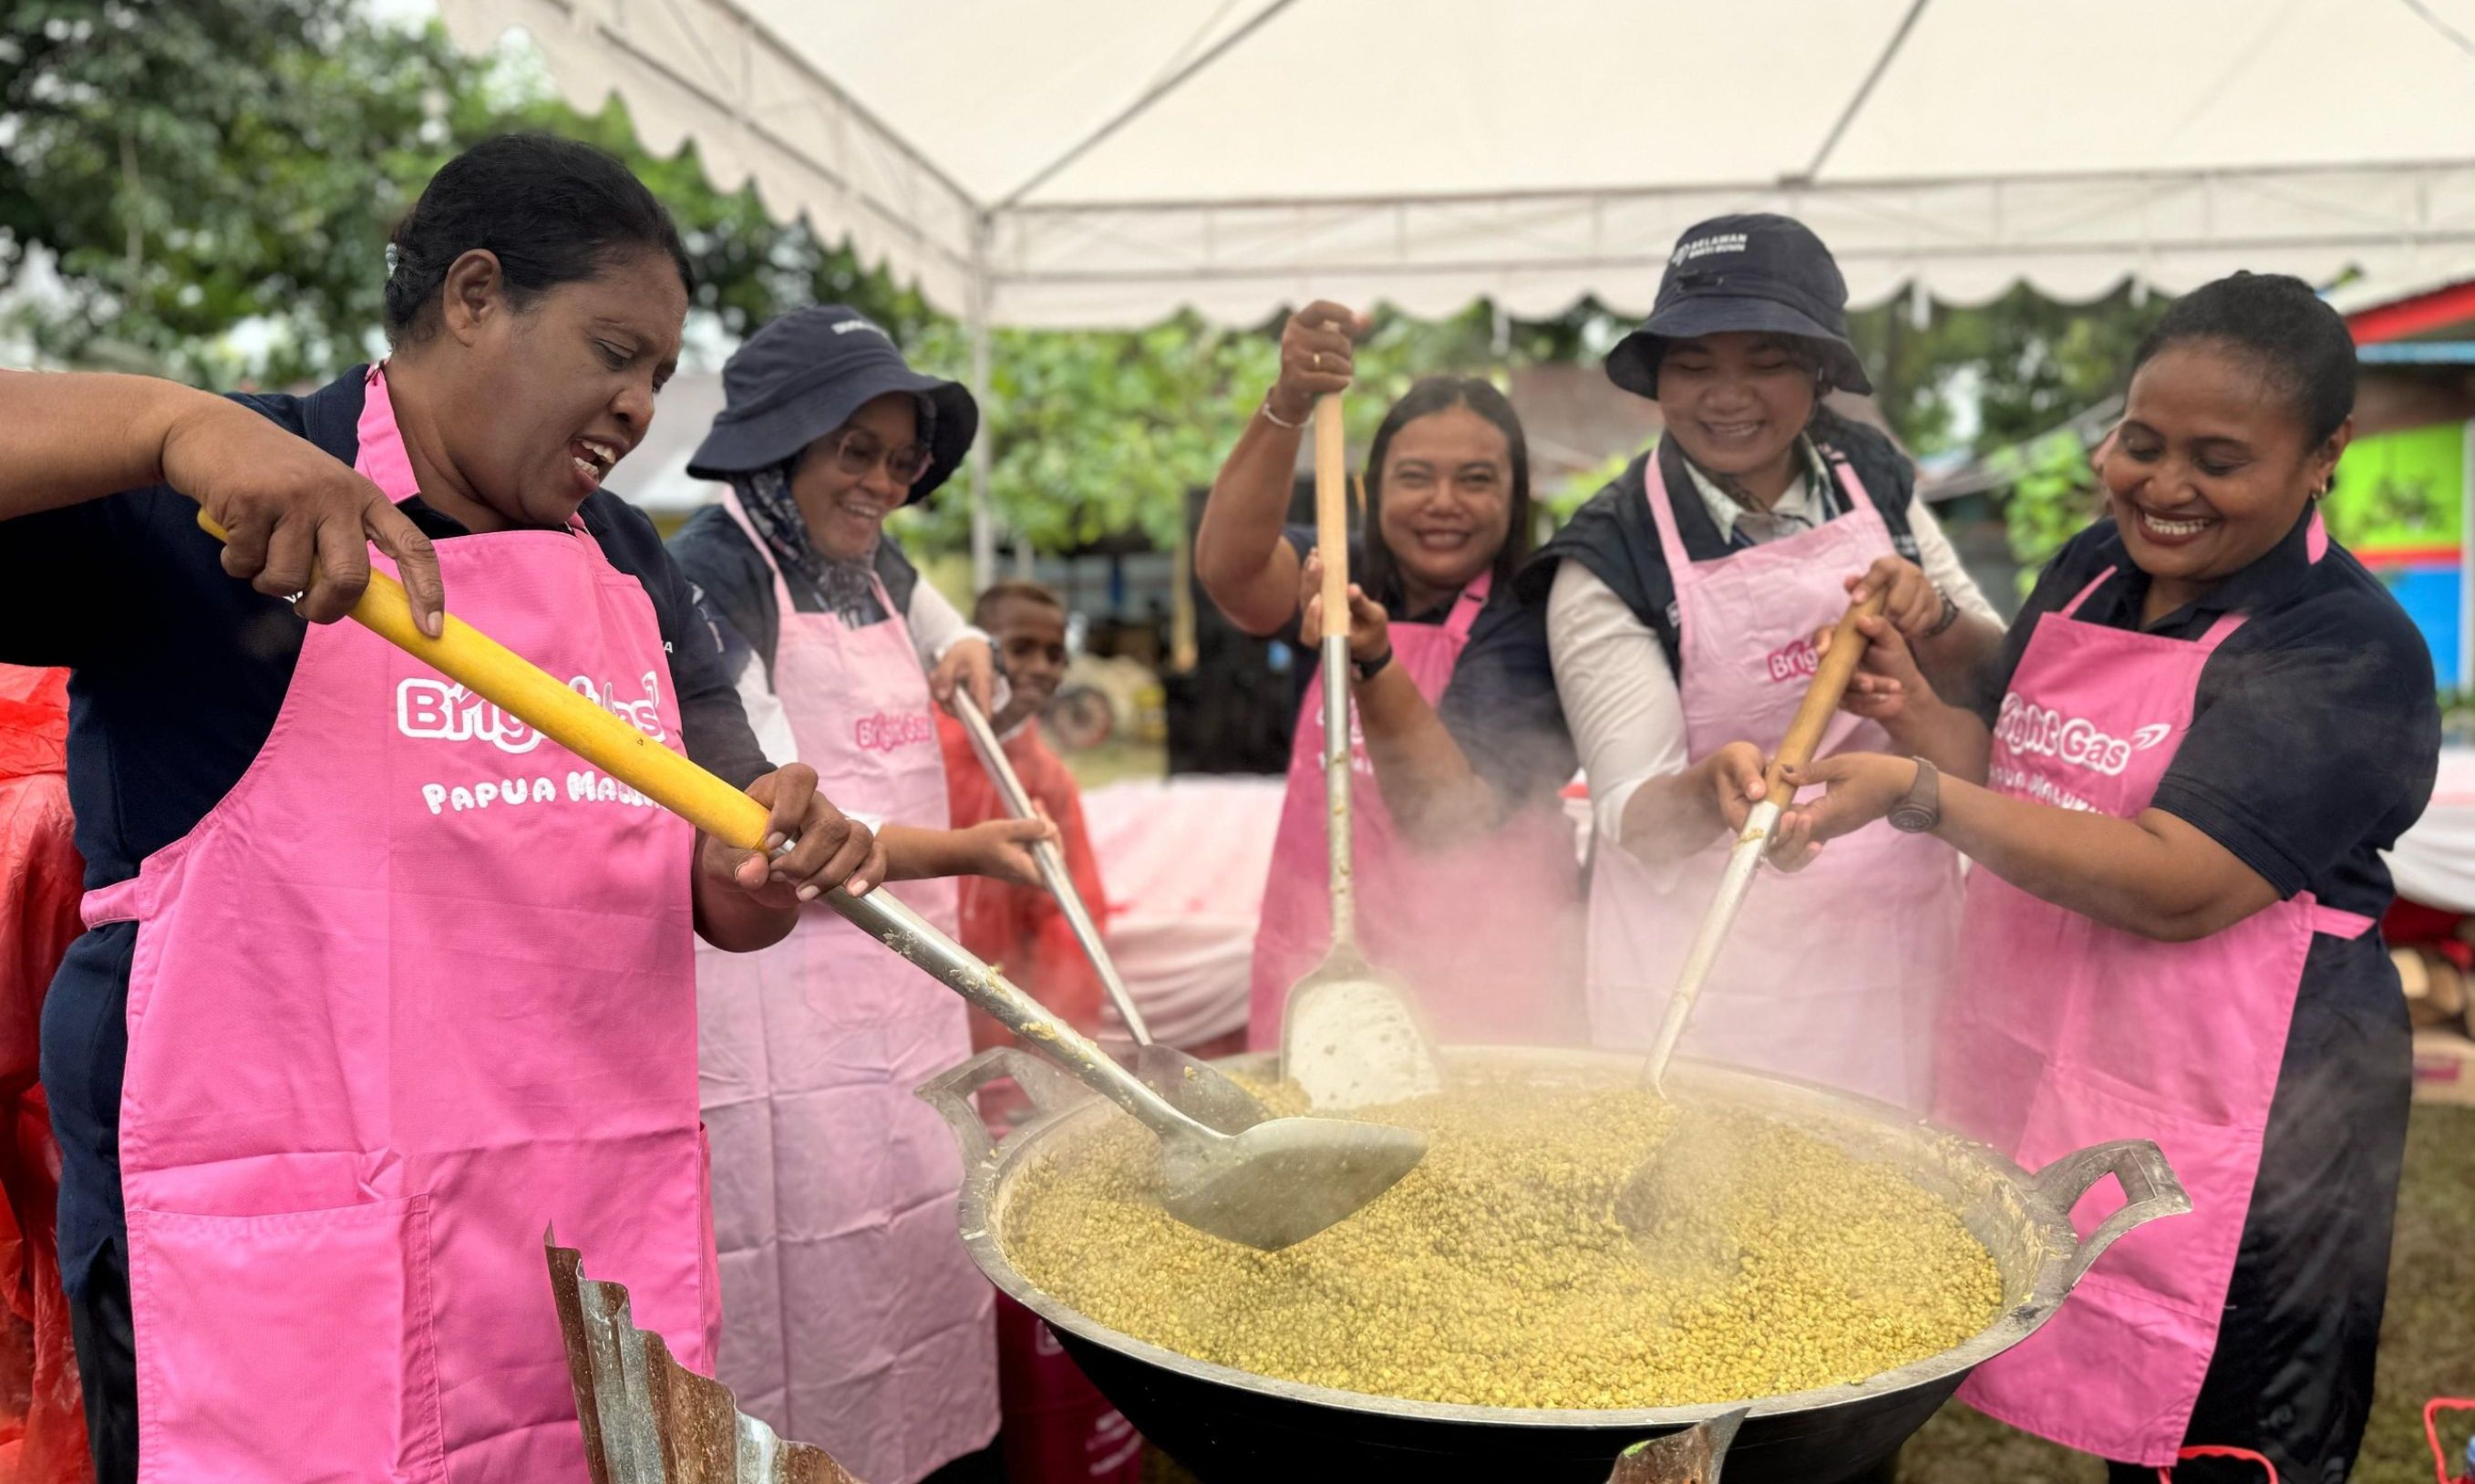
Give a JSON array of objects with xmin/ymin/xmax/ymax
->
[
  {"xmin": 1606, "ymin": 1410, "xmax": 1747, "ymax": 1484},
  {"xmin": 546, "ymin": 1232, "xmax": 864, "ymax": 1484}
]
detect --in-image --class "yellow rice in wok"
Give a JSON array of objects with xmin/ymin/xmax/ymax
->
[{"xmin": 999, "ymin": 1078, "xmax": 2002, "ymax": 1409}]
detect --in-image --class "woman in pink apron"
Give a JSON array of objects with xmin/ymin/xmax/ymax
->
[
  {"xmin": 671, "ymin": 307, "xmax": 1053, "ymax": 1484},
  {"xmin": 1197, "ymin": 318, "xmax": 1583, "ymax": 1048},
  {"xmin": 1500, "ymin": 214, "xmax": 1999, "ymax": 1108},
  {"xmin": 0, "ymin": 138, "xmax": 885, "ymax": 1484},
  {"xmin": 1782, "ymin": 272, "xmax": 2438, "ymax": 1481}
]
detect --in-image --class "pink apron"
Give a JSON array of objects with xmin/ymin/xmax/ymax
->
[
  {"xmin": 1936, "ymin": 516, "xmax": 2375, "ymax": 1467},
  {"xmin": 1584, "ymin": 456, "xmax": 1965, "ymax": 1108},
  {"xmin": 696, "ymin": 492, "xmax": 994, "ymax": 1484},
  {"xmin": 1248, "ymin": 571, "xmax": 1585, "ymax": 1050},
  {"xmin": 84, "ymin": 366, "xmax": 713, "ymax": 1482}
]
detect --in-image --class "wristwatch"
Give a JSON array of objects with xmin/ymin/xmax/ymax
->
[
  {"xmin": 1920, "ymin": 587, "xmax": 1962, "ymax": 639},
  {"xmin": 1351, "ymin": 646, "xmax": 1394, "ymax": 683},
  {"xmin": 1888, "ymin": 757, "xmax": 1943, "ymax": 833}
]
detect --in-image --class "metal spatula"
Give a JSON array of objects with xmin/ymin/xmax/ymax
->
[
  {"xmin": 949, "ymin": 689, "xmax": 1268, "ymax": 1134},
  {"xmin": 197, "ymin": 512, "xmax": 1426, "ymax": 1252},
  {"xmin": 1276, "ymin": 394, "xmax": 1446, "ymax": 1109}
]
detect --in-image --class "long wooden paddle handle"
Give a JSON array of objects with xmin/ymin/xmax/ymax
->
[
  {"xmin": 1315, "ymin": 395, "xmax": 1350, "ymax": 634},
  {"xmin": 187, "ymin": 512, "xmax": 1215, "ymax": 1132},
  {"xmin": 1760, "ymin": 589, "xmax": 1889, "ymax": 798},
  {"xmin": 1311, "ymin": 396, "xmax": 1359, "ymax": 949},
  {"xmin": 195, "ymin": 512, "xmax": 770, "ymax": 844}
]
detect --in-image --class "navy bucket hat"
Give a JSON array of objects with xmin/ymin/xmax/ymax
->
[
  {"xmin": 1605, "ymin": 213, "xmax": 1873, "ymax": 397},
  {"xmin": 687, "ymin": 305, "xmax": 977, "ymax": 504}
]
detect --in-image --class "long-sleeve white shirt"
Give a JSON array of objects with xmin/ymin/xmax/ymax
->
[{"xmin": 1549, "ymin": 455, "xmax": 1995, "ymax": 849}]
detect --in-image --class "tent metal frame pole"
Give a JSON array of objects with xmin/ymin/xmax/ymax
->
[
  {"xmin": 968, "ymin": 220, "xmax": 997, "ymax": 594},
  {"xmin": 1800, "ymin": 0, "xmax": 1930, "ymax": 182}
]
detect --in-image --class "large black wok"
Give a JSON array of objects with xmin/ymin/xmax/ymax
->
[{"xmin": 918, "ymin": 1046, "xmax": 2188, "ymax": 1484}]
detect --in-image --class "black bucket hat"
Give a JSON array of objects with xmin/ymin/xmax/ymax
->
[
  {"xmin": 1605, "ymin": 213, "xmax": 1873, "ymax": 397},
  {"xmin": 687, "ymin": 304, "xmax": 977, "ymax": 504}
]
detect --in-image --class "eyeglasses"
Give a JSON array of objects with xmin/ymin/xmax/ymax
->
[{"xmin": 824, "ymin": 427, "xmax": 934, "ymax": 487}]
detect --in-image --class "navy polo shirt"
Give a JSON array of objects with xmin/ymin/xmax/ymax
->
[
  {"xmin": 1984, "ymin": 510, "xmax": 2438, "ymax": 921},
  {"xmin": 0, "ymin": 367, "xmax": 770, "ymax": 1291},
  {"xmin": 1985, "ymin": 507, "xmax": 2436, "ymax": 1152},
  {"xmin": 1980, "ymin": 511, "xmax": 2433, "ymax": 1370}
]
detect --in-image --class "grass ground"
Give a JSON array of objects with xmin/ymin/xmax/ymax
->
[
  {"xmin": 1144, "ymin": 1101, "xmax": 2475, "ymax": 1483},
  {"xmin": 1060, "ymin": 738, "xmax": 1169, "ymax": 791}
]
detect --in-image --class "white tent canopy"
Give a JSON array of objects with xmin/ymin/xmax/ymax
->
[{"xmin": 435, "ymin": 0, "xmax": 2475, "ymax": 574}]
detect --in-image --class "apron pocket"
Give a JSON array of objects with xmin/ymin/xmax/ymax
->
[{"xmin": 128, "ymin": 1194, "xmax": 447, "ymax": 1484}]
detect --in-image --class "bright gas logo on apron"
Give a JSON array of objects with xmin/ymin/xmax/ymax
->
[
  {"xmin": 399, "ymin": 669, "xmax": 675, "ymax": 815},
  {"xmin": 1764, "ymin": 635, "xmax": 1820, "ymax": 683},
  {"xmin": 853, "ymin": 709, "xmax": 938, "ymax": 753},
  {"xmin": 396, "ymin": 670, "xmax": 670, "ymax": 751},
  {"xmin": 1992, "ymin": 692, "xmax": 2171, "ymax": 777}
]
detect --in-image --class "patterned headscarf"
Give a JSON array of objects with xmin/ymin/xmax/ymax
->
[{"xmin": 727, "ymin": 460, "xmax": 889, "ymax": 629}]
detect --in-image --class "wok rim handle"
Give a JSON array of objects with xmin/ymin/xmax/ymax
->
[
  {"xmin": 916, "ymin": 1046, "xmax": 1095, "ymax": 1164},
  {"xmin": 2031, "ymin": 1138, "xmax": 2193, "ymax": 1292}
]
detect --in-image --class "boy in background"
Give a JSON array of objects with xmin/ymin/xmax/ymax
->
[
  {"xmin": 937, "ymin": 586, "xmax": 1144, "ymax": 1483},
  {"xmin": 936, "ymin": 582, "xmax": 1109, "ymax": 1046}
]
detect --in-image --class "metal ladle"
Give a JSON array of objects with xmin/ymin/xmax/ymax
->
[
  {"xmin": 1276, "ymin": 393, "xmax": 1447, "ymax": 1109},
  {"xmin": 949, "ymin": 688, "xmax": 1269, "ymax": 1134},
  {"xmin": 199, "ymin": 513, "xmax": 1427, "ymax": 1252}
]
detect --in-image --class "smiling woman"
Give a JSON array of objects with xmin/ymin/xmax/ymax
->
[
  {"xmin": 665, "ymin": 305, "xmax": 1072, "ymax": 1484},
  {"xmin": 2101, "ymin": 287, "xmax": 2357, "ymax": 624},
  {"xmin": 1194, "ymin": 324, "xmax": 1587, "ymax": 1051},
  {"xmin": 376, "ymin": 139, "xmax": 689, "ymax": 531},
  {"xmin": 0, "ymin": 134, "xmax": 890, "ymax": 1484},
  {"xmin": 1775, "ymin": 272, "xmax": 2440, "ymax": 1482}
]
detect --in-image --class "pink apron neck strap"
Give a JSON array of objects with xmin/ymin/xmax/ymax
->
[
  {"xmin": 2058, "ymin": 566, "xmax": 2117, "ymax": 618},
  {"xmin": 2160, "ymin": 504, "xmax": 2327, "ymax": 646},
  {"xmin": 717, "ymin": 486, "xmax": 800, "ymax": 620},
  {"xmin": 1639, "ymin": 451, "xmax": 1696, "ymax": 578},
  {"xmin": 2195, "ymin": 609, "xmax": 2248, "ymax": 651},
  {"xmin": 1445, "ymin": 569, "xmax": 1493, "ymax": 642},
  {"xmin": 355, "ymin": 364, "xmax": 420, "ymax": 508},
  {"xmin": 2065, "ymin": 505, "xmax": 2327, "ymax": 623},
  {"xmin": 1643, "ymin": 444, "xmax": 1878, "ymax": 571},
  {"xmin": 2058, "ymin": 564, "xmax": 2250, "ymax": 649},
  {"xmin": 366, "ymin": 364, "xmax": 599, "ymax": 550}
]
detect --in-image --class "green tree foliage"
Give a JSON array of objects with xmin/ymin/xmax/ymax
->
[
  {"xmin": 0, "ymin": 1, "xmax": 921, "ymax": 380},
  {"xmin": 899, "ymin": 298, "xmax": 1621, "ymax": 554},
  {"xmin": 1849, "ymin": 282, "xmax": 2167, "ymax": 458},
  {"xmin": 2, "ymin": 0, "xmax": 446, "ymax": 378},
  {"xmin": 1848, "ymin": 282, "xmax": 2169, "ymax": 588},
  {"xmin": 5, "ymin": 2, "xmax": 2165, "ymax": 565}
]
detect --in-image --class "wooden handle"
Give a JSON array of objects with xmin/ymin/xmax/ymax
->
[
  {"xmin": 197, "ymin": 510, "xmax": 770, "ymax": 850},
  {"xmin": 1314, "ymin": 395, "xmax": 1348, "ymax": 640},
  {"xmin": 1760, "ymin": 589, "xmax": 1890, "ymax": 799}
]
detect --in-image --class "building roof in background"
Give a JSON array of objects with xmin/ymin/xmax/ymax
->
[{"xmin": 2346, "ymin": 276, "xmax": 2475, "ymax": 345}]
